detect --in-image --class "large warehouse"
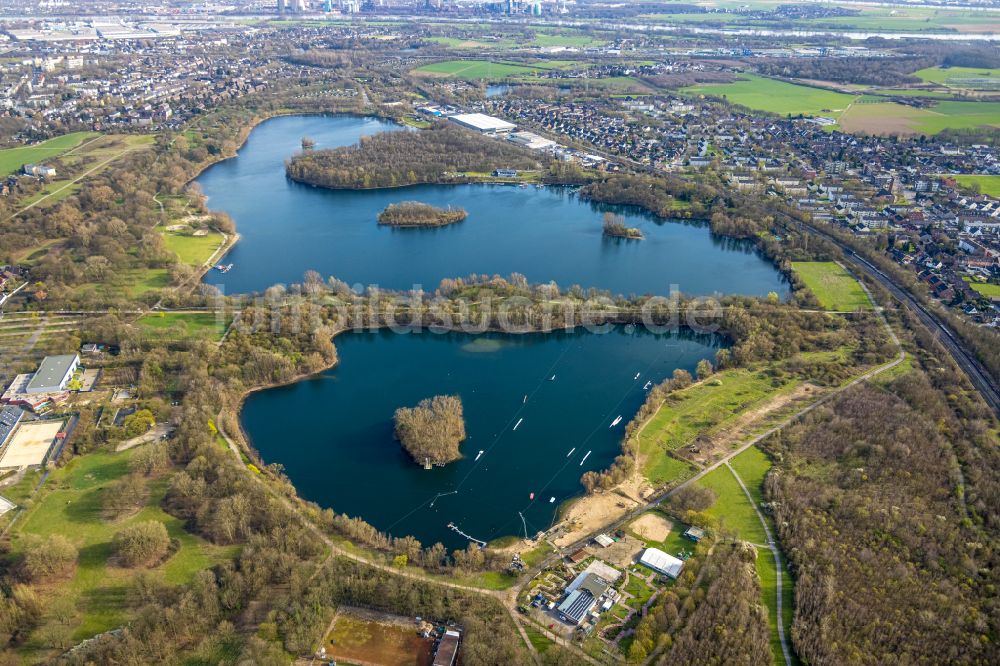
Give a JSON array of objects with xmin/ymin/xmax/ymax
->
[{"xmin": 449, "ymin": 113, "xmax": 516, "ymax": 135}]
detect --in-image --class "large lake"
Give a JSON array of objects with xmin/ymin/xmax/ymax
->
[
  {"xmin": 197, "ymin": 114, "xmax": 787, "ymax": 298},
  {"xmin": 241, "ymin": 327, "xmax": 724, "ymax": 549},
  {"xmin": 213, "ymin": 115, "xmax": 783, "ymax": 548}
]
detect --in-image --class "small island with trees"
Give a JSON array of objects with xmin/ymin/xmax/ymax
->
[
  {"xmin": 377, "ymin": 201, "xmax": 468, "ymax": 227},
  {"xmin": 602, "ymin": 212, "xmax": 644, "ymax": 240},
  {"xmin": 393, "ymin": 395, "xmax": 467, "ymax": 466}
]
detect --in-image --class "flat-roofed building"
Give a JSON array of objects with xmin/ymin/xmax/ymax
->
[
  {"xmin": 639, "ymin": 547, "xmax": 684, "ymax": 579},
  {"xmin": 26, "ymin": 354, "xmax": 79, "ymax": 394},
  {"xmin": 449, "ymin": 113, "xmax": 516, "ymax": 135},
  {"xmin": 0, "ymin": 406, "xmax": 24, "ymax": 448},
  {"xmin": 432, "ymin": 629, "xmax": 461, "ymax": 666}
]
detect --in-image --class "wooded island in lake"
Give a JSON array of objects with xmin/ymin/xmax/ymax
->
[
  {"xmin": 378, "ymin": 201, "xmax": 468, "ymax": 227},
  {"xmin": 394, "ymin": 395, "xmax": 467, "ymax": 466}
]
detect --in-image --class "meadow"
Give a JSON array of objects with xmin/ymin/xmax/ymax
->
[
  {"xmin": 791, "ymin": 262, "xmax": 871, "ymax": 312},
  {"xmin": 159, "ymin": 226, "xmax": 226, "ymax": 267},
  {"xmin": 953, "ymin": 174, "xmax": 1000, "ymax": 198},
  {"xmin": 637, "ymin": 368, "xmax": 798, "ymax": 484},
  {"xmin": 0, "ymin": 131, "xmax": 97, "ymax": 176},
  {"xmin": 136, "ymin": 311, "xmax": 230, "ymax": 341},
  {"xmin": 11, "ymin": 448, "xmax": 237, "ymax": 654}
]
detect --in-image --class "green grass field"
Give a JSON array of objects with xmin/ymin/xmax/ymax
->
[
  {"xmin": 681, "ymin": 74, "xmax": 855, "ymax": 117},
  {"xmin": 729, "ymin": 446, "xmax": 772, "ymax": 506},
  {"xmin": 12, "ymin": 449, "xmax": 237, "ymax": 649},
  {"xmin": 696, "ymin": 464, "xmax": 768, "ymax": 543},
  {"xmin": 915, "ymin": 67, "xmax": 1000, "ymax": 91},
  {"xmin": 413, "ymin": 60, "xmax": 541, "ymax": 80},
  {"xmin": 969, "ymin": 282, "xmax": 1000, "ymax": 299},
  {"xmin": 159, "ymin": 227, "xmax": 225, "ymax": 267},
  {"xmin": 792, "ymin": 262, "xmax": 871, "ymax": 311},
  {"xmin": 953, "ymin": 174, "xmax": 1000, "ymax": 197},
  {"xmin": 638, "ymin": 369, "xmax": 797, "ymax": 485},
  {"xmin": 137, "ymin": 312, "xmax": 229, "ymax": 341},
  {"xmin": 0, "ymin": 132, "xmax": 97, "ymax": 176}
]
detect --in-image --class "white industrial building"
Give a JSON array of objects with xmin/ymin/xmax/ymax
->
[
  {"xmin": 26, "ymin": 354, "xmax": 79, "ymax": 394},
  {"xmin": 449, "ymin": 113, "xmax": 516, "ymax": 135},
  {"xmin": 638, "ymin": 547, "xmax": 685, "ymax": 579}
]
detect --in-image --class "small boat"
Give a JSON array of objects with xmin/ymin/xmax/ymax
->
[
  {"xmin": 610, "ymin": 416, "xmax": 623, "ymax": 427},
  {"xmin": 513, "ymin": 418, "xmax": 523, "ymax": 431},
  {"xmin": 550, "ymin": 375, "xmax": 556, "ymax": 381},
  {"xmin": 475, "ymin": 450, "xmax": 484, "ymax": 461},
  {"xmin": 566, "ymin": 447, "xmax": 575, "ymax": 457},
  {"xmin": 215, "ymin": 263, "xmax": 234, "ymax": 273},
  {"xmin": 643, "ymin": 381, "xmax": 652, "ymax": 390},
  {"xmin": 549, "ymin": 496, "xmax": 555, "ymax": 503},
  {"xmin": 634, "ymin": 372, "xmax": 641, "ymax": 379},
  {"xmin": 579, "ymin": 450, "xmax": 591, "ymax": 465},
  {"xmin": 529, "ymin": 492, "xmax": 535, "ymax": 500}
]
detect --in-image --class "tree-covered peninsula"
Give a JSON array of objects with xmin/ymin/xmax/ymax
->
[
  {"xmin": 285, "ymin": 123, "xmax": 540, "ymax": 189},
  {"xmin": 393, "ymin": 395, "xmax": 467, "ymax": 466},
  {"xmin": 377, "ymin": 201, "xmax": 468, "ymax": 227}
]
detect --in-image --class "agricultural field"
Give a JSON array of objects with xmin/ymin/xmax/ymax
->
[
  {"xmin": 10, "ymin": 448, "xmax": 237, "ymax": 654},
  {"xmin": 839, "ymin": 99, "xmax": 1000, "ymax": 135},
  {"xmin": 136, "ymin": 311, "xmax": 230, "ymax": 341},
  {"xmin": 791, "ymin": 261, "xmax": 871, "ymax": 312},
  {"xmin": 412, "ymin": 58, "xmax": 581, "ymax": 81},
  {"xmin": 0, "ymin": 131, "xmax": 97, "ymax": 176},
  {"xmin": 952, "ymin": 174, "xmax": 1000, "ymax": 197},
  {"xmin": 413, "ymin": 59, "xmax": 542, "ymax": 80},
  {"xmin": 915, "ymin": 66, "xmax": 1000, "ymax": 91},
  {"xmin": 681, "ymin": 74, "xmax": 855, "ymax": 118}
]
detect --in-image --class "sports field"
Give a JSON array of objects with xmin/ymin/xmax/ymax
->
[
  {"xmin": 681, "ymin": 74, "xmax": 854, "ymax": 118},
  {"xmin": 0, "ymin": 420, "xmax": 63, "ymax": 468},
  {"xmin": 0, "ymin": 131, "xmax": 97, "ymax": 176},
  {"xmin": 792, "ymin": 262, "xmax": 871, "ymax": 312}
]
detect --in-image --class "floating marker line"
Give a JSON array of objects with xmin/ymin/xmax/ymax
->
[
  {"xmin": 513, "ymin": 418, "xmax": 523, "ymax": 431},
  {"xmin": 566, "ymin": 447, "xmax": 576, "ymax": 457},
  {"xmin": 429, "ymin": 490, "xmax": 458, "ymax": 508},
  {"xmin": 448, "ymin": 521, "xmax": 486, "ymax": 546},
  {"xmin": 579, "ymin": 450, "xmax": 592, "ymax": 466}
]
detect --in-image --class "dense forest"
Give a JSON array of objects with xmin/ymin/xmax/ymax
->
[
  {"xmin": 394, "ymin": 395, "xmax": 467, "ymax": 465},
  {"xmin": 285, "ymin": 123, "xmax": 541, "ymax": 190},
  {"xmin": 763, "ymin": 348, "xmax": 1000, "ymax": 664}
]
